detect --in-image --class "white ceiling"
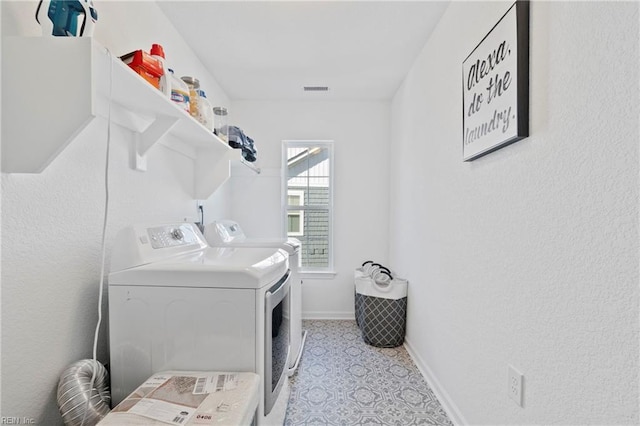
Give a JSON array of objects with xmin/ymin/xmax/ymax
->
[{"xmin": 157, "ymin": 1, "xmax": 449, "ymax": 101}]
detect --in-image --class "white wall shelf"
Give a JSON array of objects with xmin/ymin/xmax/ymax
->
[{"xmin": 1, "ymin": 36, "xmax": 233, "ymax": 199}]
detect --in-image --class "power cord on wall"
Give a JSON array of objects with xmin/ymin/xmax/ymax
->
[
  {"xmin": 80, "ymin": 47, "xmax": 113, "ymax": 426},
  {"xmin": 196, "ymin": 204, "xmax": 205, "ymax": 233}
]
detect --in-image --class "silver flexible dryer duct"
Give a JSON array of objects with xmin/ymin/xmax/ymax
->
[{"xmin": 57, "ymin": 359, "xmax": 111, "ymax": 426}]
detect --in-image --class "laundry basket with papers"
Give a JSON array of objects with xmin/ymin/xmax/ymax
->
[{"xmin": 354, "ymin": 261, "xmax": 408, "ymax": 348}]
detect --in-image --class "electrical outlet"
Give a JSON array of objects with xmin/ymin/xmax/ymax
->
[{"xmin": 508, "ymin": 365, "xmax": 523, "ymax": 407}]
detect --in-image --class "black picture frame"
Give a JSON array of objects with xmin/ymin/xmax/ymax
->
[{"xmin": 462, "ymin": 1, "xmax": 529, "ymax": 162}]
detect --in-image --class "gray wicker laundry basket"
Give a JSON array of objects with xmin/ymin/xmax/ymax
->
[{"xmin": 354, "ymin": 272, "xmax": 408, "ymax": 348}]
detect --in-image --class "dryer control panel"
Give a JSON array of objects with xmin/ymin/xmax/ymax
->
[
  {"xmin": 110, "ymin": 223, "xmax": 208, "ymax": 272},
  {"xmin": 147, "ymin": 226, "xmax": 196, "ymax": 249}
]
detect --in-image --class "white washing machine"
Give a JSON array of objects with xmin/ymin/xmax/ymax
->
[
  {"xmin": 204, "ymin": 220, "xmax": 306, "ymax": 374},
  {"xmin": 108, "ymin": 223, "xmax": 291, "ymax": 425}
]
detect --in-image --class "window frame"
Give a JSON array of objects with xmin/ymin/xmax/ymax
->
[{"xmin": 282, "ymin": 140, "xmax": 335, "ymax": 275}]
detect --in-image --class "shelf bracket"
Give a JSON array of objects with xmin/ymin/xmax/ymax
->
[
  {"xmin": 133, "ymin": 115, "xmax": 179, "ymax": 171},
  {"xmin": 240, "ymin": 158, "xmax": 261, "ymax": 174}
]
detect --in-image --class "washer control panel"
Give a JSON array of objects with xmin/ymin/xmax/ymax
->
[{"xmin": 205, "ymin": 220, "xmax": 247, "ymax": 245}]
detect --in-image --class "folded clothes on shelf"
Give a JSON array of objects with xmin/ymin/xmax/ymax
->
[{"xmin": 225, "ymin": 125, "xmax": 258, "ymax": 163}]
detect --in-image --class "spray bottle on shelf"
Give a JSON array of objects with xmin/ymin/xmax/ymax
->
[{"xmin": 150, "ymin": 44, "xmax": 170, "ymax": 98}]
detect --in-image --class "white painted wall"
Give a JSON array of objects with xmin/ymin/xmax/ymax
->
[
  {"xmin": 390, "ymin": 1, "xmax": 639, "ymax": 424},
  {"xmin": 223, "ymin": 101, "xmax": 390, "ymax": 318},
  {"xmin": 1, "ymin": 1, "xmax": 229, "ymax": 422}
]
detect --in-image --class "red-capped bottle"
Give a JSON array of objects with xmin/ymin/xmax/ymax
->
[{"xmin": 150, "ymin": 44, "xmax": 170, "ymax": 98}]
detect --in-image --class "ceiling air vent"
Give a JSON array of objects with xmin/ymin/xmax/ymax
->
[{"xmin": 303, "ymin": 86, "xmax": 329, "ymax": 92}]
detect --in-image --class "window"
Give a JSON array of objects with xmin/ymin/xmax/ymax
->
[
  {"xmin": 283, "ymin": 141, "xmax": 333, "ymax": 272},
  {"xmin": 287, "ymin": 190, "xmax": 304, "ymax": 236}
]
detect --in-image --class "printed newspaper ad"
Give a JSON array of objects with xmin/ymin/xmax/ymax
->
[{"xmin": 112, "ymin": 373, "xmax": 238, "ymax": 425}]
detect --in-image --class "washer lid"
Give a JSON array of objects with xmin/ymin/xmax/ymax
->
[{"xmin": 109, "ymin": 247, "xmax": 288, "ymax": 289}]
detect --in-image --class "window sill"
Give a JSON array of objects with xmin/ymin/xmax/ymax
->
[{"xmin": 299, "ymin": 270, "xmax": 337, "ymax": 279}]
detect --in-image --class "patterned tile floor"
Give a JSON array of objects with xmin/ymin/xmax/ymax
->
[{"xmin": 285, "ymin": 320, "xmax": 453, "ymax": 425}]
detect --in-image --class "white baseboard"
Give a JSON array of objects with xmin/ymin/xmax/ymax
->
[
  {"xmin": 404, "ymin": 337, "xmax": 467, "ymax": 426},
  {"xmin": 302, "ymin": 311, "xmax": 354, "ymax": 320}
]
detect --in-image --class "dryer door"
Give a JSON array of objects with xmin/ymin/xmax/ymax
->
[{"xmin": 264, "ymin": 271, "xmax": 291, "ymax": 414}]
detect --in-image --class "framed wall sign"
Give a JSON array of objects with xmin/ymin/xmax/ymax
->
[{"xmin": 462, "ymin": 1, "xmax": 529, "ymax": 161}]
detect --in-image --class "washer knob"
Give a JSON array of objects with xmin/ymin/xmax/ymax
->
[{"xmin": 170, "ymin": 228, "xmax": 184, "ymax": 240}]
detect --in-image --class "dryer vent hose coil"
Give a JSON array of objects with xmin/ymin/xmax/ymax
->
[{"xmin": 57, "ymin": 359, "xmax": 111, "ymax": 426}]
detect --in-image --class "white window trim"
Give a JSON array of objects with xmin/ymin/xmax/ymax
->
[{"xmin": 282, "ymin": 140, "xmax": 334, "ymax": 273}]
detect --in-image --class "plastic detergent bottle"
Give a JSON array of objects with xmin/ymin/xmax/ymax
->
[
  {"xmin": 195, "ymin": 90, "xmax": 214, "ymax": 131},
  {"xmin": 168, "ymin": 69, "xmax": 190, "ymax": 114},
  {"xmin": 181, "ymin": 76, "xmax": 200, "ymax": 119},
  {"xmin": 150, "ymin": 44, "xmax": 170, "ymax": 98}
]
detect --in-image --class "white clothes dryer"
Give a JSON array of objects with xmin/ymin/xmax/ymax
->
[
  {"xmin": 108, "ymin": 223, "xmax": 291, "ymax": 425},
  {"xmin": 204, "ymin": 220, "xmax": 306, "ymax": 374}
]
